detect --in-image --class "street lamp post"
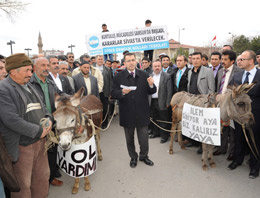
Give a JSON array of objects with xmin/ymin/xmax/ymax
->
[
  {"xmin": 68, "ymin": 44, "xmax": 75, "ymax": 53},
  {"xmin": 178, "ymin": 27, "xmax": 185, "ymax": 44},
  {"xmin": 24, "ymin": 48, "xmax": 32, "ymax": 56},
  {"xmin": 7, "ymin": 40, "xmax": 15, "ymax": 55},
  {"xmin": 228, "ymin": 32, "xmax": 234, "ymax": 45}
]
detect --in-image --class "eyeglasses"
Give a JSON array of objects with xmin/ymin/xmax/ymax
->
[
  {"xmin": 68, "ymin": 56, "xmax": 74, "ymax": 58},
  {"xmin": 237, "ymin": 58, "xmax": 250, "ymax": 62}
]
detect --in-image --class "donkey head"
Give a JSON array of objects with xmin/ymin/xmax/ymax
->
[
  {"xmin": 53, "ymin": 88, "xmax": 85, "ymax": 150},
  {"xmin": 225, "ymin": 83, "xmax": 255, "ymax": 128}
]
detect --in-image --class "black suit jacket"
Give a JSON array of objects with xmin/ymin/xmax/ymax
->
[
  {"xmin": 48, "ymin": 74, "xmax": 74, "ymax": 95},
  {"xmin": 172, "ymin": 66, "xmax": 190, "ymax": 92},
  {"xmin": 230, "ymin": 69, "xmax": 260, "ymax": 117},
  {"xmin": 214, "ymin": 65, "xmax": 223, "ymax": 92},
  {"xmin": 111, "ymin": 69, "xmax": 156, "ymax": 127}
]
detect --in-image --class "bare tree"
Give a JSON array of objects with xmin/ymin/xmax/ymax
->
[{"xmin": 0, "ymin": 0, "xmax": 29, "ymax": 20}]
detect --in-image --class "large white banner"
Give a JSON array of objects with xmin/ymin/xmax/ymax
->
[
  {"xmin": 86, "ymin": 26, "xmax": 169, "ymax": 56},
  {"xmin": 57, "ymin": 136, "xmax": 97, "ymax": 178},
  {"xmin": 182, "ymin": 103, "xmax": 221, "ymax": 146}
]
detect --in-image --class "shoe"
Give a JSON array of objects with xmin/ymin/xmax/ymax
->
[
  {"xmin": 227, "ymin": 161, "xmax": 240, "ymax": 170},
  {"xmin": 50, "ymin": 178, "xmax": 63, "ymax": 186},
  {"xmin": 226, "ymin": 153, "xmax": 234, "ymax": 161},
  {"xmin": 130, "ymin": 158, "xmax": 137, "ymax": 168},
  {"xmin": 149, "ymin": 134, "xmax": 160, "ymax": 139},
  {"xmin": 160, "ymin": 138, "xmax": 168, "ymax": 144},
  {"xmin": 213, "ymin": 150, "xmax": 221, "ymax": 156},
  {"xmin": 249, "ymin": 169, "xmax": 259, "ymax": 179},
  {"xmin": 55, "ymin": 170, "xmax": 62, "ymax": 178},
  {"xmin": 140, "ymin": 158, "xmax": 154, "ymax": 166},
  {"xmin": 197, "ymin": 146, "xmax": 202, "ymax": 154}
]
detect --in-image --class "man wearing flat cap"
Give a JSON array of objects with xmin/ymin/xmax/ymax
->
[{"xmin": 0, "ymin": 53, "xmax": 52, "ymax": 198}]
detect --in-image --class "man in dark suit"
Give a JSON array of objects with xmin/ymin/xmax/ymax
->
[
  {"xmin": 149, "ymin": 59, "xmax": 173, "ymax": 143},
  {"xmin": 73, "ymin": 61, "xmax": 99, "ymax": 97},
  {"xmin": 161, "ymin": 55, "xmax": 176, "ymax": 75},
  {"xmin": 173, "ymin": 55, "xmax": 189, "ymax": 92},
  {"xmin": 228, "ymin": 50, "xmax": 260, "ymax": 179},
  {"xmin": 47, "ymin": 55, "xmax": 74, "ymax": 95},
  {"xmin": 111, "ymin": 52, "xmax": 156, "ymax": 168},
  {"xmin": 95, "ymin": 55, "xmax": 113, "ymax": 128},
  {"xmin": 213, "ymin": 50, "xmax": 242, "ymax": 159},
  {"xmin": 210, "ymin": 51, "xmax": 222, "ymax": 92}
]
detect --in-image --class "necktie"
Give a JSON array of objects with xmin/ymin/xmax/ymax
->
[
  {"xmin": 130, "ymin": 72, "xmax": 134, "ymax": 78},
  {"xmin": 177, "ymin": 70, "xmax": 182, "ymax": 89},
  {"xmin": 243, "ymin": 72, "xmax": 250, "ymax": 84},
  {"xmin": 218, "ymin": 69, "xmax": 228, "ymax": 94},
  {"xmin": 163, "ymin": 68, "xmax": 167, "ymax": 72}
]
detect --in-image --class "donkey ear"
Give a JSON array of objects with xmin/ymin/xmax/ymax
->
[
  {"xmin": 241, "ymin": 82, "xmax": 256, "ymax": 93},
  {"xmin": 70, "ymin": 87, "xmax": 85, "ymax": 106},
  {"xmin": 73, "ymin": 87, "xmax": 85, "ymax": 99}
]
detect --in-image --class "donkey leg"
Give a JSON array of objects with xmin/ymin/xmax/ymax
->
[
  {"xmin": 84, "ymin": 176, "xmax": 91, "ymax": 191},
  {"xmin": 169, "ymin": 124, "xmax": 177, "ymax": 155},
  {"xmin": 95, "ymin": 130, "xmax": 103, "ymax": 161},
  {"xmin": 72, "ymin": 178, "xmax": 80, "ymax": 194},
  {"xmin": 201, "ymin": 143, "xmax": 208, "ymax": 171},
  {"xmin": 177, "ymin": 124, "xmax": 185, "ymax": 150},
  {"xmin": 208, "ymin": 145, "xmax": 216, "ymax": 168}
]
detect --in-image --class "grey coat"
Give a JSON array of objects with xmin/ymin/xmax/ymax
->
[
  {"xmin": 0, "ymin": 76, "xmax": 51, "ymax": 162},
  {"xmin": 187, "ymin": 66, "xmax": 215, "ymax": 94},
  {"xmin": 73, "ymin": 72, "xmax": 99, "ymax": 97},
  {"xmin": 216, "ymin": 65, "xmax": 243, "ymax": 93},
  {"xmin": 156, "ymin": 72, "xmax": 173, "ymax": 110}
]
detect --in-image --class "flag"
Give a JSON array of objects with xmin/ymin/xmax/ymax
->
[{"xmin": 212, "ymin": 35, "xmax": 216, "ymax": 41}]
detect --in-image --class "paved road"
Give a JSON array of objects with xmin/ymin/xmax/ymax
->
[{"xmin": 49, "ymin": 116, "xmax": 260, "ymax": 198}]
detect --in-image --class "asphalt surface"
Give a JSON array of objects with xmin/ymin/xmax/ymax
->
[{"xmin": 49, "ymin": 116, "xmax": 260, "ymax": 198}]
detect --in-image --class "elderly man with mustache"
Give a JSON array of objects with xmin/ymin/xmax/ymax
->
[{"xmin": 30, "ymin": 57, "xmax": 64, "ymax": 187}]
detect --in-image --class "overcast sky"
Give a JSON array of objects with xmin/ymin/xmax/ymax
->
[{"xmin": 0, "ymin": 0, "xmax": 259, "ymax": 58}]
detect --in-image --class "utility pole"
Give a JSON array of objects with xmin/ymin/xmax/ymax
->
[
  {"xmin": 7, "ymin": 40, "xmax": 15, "ymax": 54},
  {"xmin": 68, "ymin": 44, "xmax": 75, "ymax": 53},
  {"xmin": 24, "ymin": 48, "xmax": 32, "ymax": 56},
  {"xmin": 178, "ymin": 27, "xmax": 185, "ymax": 44}
]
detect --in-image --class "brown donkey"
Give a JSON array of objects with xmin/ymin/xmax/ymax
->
[{"xmin": 169, "ymin": 83, "xmax": 255, "ymax": 170}]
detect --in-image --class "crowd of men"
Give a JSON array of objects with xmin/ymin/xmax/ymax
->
[{"xmin": 0, "ymin": 45, "xmax": 260, "ymax": 197}]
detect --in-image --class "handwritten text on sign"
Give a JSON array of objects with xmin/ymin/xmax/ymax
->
[
  {"xmin": 182, "ymin": 103, "xmax": 221, "ymax": 146},
  {"xmin": 86, "ymin": 26, "xmax": 169, "ymax": 55},
  {"xmin": 57, "ymin": 136, "xmax": 97, "ymax": 178}
]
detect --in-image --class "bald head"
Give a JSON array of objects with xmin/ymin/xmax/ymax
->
[{"xmin": 34, "ymin": 57, "xmax": 49, "ymax": 81}]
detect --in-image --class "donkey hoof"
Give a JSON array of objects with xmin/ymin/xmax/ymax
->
[
  {"xmin": 84, "ymin": 184, "xmax": 91, "ymax": 191},
  {"xmin": 169, "ymin": 150, "xmax": 173, "ymax": 155},
  {"xmin": 98, "ymin": 155, "xmax": 103, "ymax": 161},
  {"xmin": 72, "ymin": 187, "xmax": 79, "ymax": 194},
  {"xmin": 210, "ymin": 162, "xmax": 216, "ymax": 168},
  {"xmin": 202, "ymin": 165, "xmax": 208, "ymax": 171}
]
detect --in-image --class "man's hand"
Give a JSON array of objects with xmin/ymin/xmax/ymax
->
[
  {"xmin": 122, "ymin": 88, "xmax": 132, "ymax": 95},
  {"xmin": 147, "ymin": 76, "xmax": 154, "ymax": 86},
  {"xmin": 40, "ymin": 120, "xmax": 52, "ymax": 138}
]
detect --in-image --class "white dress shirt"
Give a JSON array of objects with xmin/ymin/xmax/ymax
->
[
  {"xmin": 49, "ymin": 72, "xmax": 63, "ymax": 91},
  {"xmin": 242, "ymin": 66, "xmax": 257, "ymax": 84},
  {"xmin": 151, "ymin": 71, "xmax": 161, "ymax": 98}
]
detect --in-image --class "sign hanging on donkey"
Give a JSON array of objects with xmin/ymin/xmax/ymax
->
[
  {"xmin": 57, "ymin": 136, "xmax": 97, "ymax": 178},
  {"xmin": 182, "ymin": 103, "xmax": 221, "ymax": 146}
]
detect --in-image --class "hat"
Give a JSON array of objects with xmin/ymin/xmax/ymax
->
[
  {"xmin": 159, "ymin": 53, "xmax": 167, "ymax": 57},
  {"xmin": 5, "ymin": 53, "xmax": 33, "ymax": 72}
]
